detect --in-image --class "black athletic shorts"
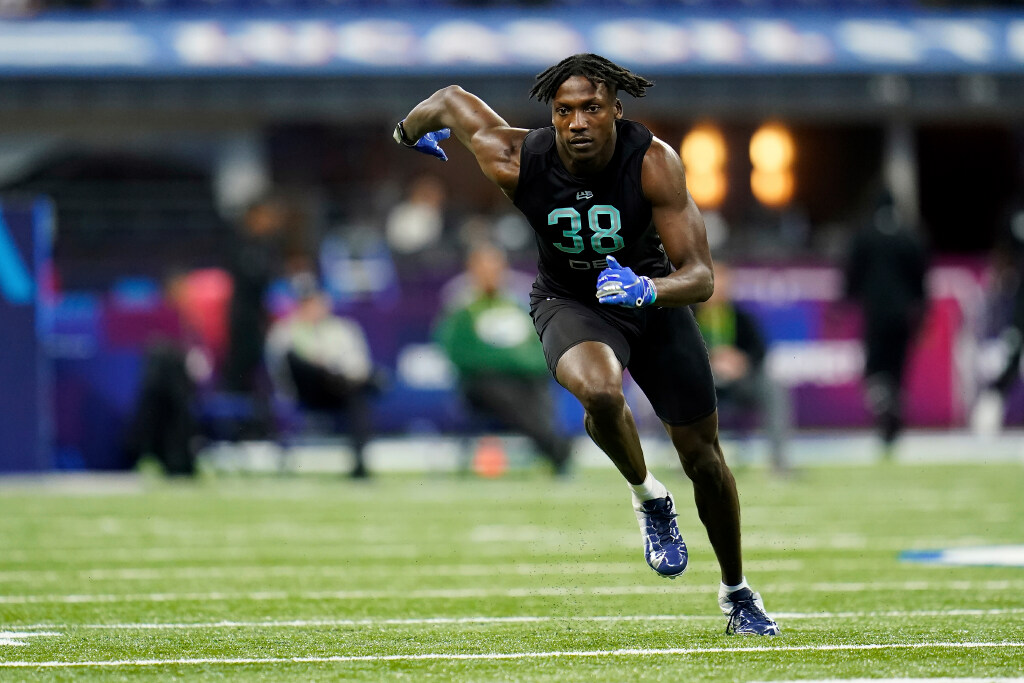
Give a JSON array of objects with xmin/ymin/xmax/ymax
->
[{"xmin": 530, "ymin": 285, "xmax": 717, "ymax": 426}]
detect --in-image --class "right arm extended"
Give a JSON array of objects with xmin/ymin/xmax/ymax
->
[{"xmin": 397, "ymin": 86, "xmax": 527, "ymax": 198}]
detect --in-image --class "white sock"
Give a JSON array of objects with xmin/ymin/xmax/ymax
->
[
  {"xmin": 719, "ymin": 577, "xmax": 750, "ymax": 598},
  {"xmin": 629, "ymin": 472, "xmax": 668, "ymax": 502}
]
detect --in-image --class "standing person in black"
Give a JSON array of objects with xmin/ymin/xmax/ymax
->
[
  {"xmin": 844, "ymin": 191, "xmax": 928, "ymax": 457},
  {"xmin": 223, "ymin": 197, "xmax": 288, "ymax": 437},
  {"xmin": 126, "ymin": 270, "xmax": 208, "ymax": 477},
  {"xmin": 393, "ymin": 53, "xmax": 778, "ymax": 636}
]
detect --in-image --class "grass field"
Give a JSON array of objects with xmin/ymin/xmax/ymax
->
[{"xmin": 1, "ymin": 457, "xmax": 1023, "ymax": 681}]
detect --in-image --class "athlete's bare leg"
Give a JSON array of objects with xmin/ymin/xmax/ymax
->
[
  {"xmin": 555, "ymin": 341, "xmax": 647, "ymax": 485},
  {"xmin": 665, "ymin": 412, "xmax": 743, "ymax": 586}
]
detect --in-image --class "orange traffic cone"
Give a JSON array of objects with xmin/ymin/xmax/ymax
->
[{"xmin": 472, "ymin": 436, "xmax": 508, "ymax": 478}]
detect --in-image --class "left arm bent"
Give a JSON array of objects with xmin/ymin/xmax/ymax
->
[{"xmin": 642, "ymin": 137, "xmax": 715, "ymax": 306}]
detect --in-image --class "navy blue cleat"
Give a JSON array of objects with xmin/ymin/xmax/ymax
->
[
  {"xmin": 633, "ymin": 493, "xmax": 688, "ymax": 578},
  {"xmin": 720, "ymin": 587, "xmax": 781, "ymax": 636}
]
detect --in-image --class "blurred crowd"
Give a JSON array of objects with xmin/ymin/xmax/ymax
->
[
  {"xmin": 3, "ymin": 108, "xmax": 1020, "ymax": 480},
  {"xmin": 1, "ymin": 0, "xmax": 1018, "ymax": 18},
  {"xmin": 120, "ymin": 182, "xmax": 571, "ymax": 477},
  {"xmin": 5, "ymin": 121, "xmax": 1016, "ymax": 478},
  {"xmin": 0, "ymin": 9, "xmax": 1017, "ymax": 477}
]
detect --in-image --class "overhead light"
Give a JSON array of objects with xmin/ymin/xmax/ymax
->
[
  {"xmin": 750, "ymin": 123, "xmax": 795, "ymax": 208},
  {"xmin": 681, "ymin": 124, "xmax": 727, "ymax": 209}
]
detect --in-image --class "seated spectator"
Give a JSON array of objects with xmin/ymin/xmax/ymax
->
[
  {"xmin": 694, "ymin": 260, "xmax": 791, "ymax": 474},
  {"xmin": 265, "ymin": 273, "xmax": 377, "ymax": 479},
  {"xmin": 385, "ymin": 173, "xmax": 458, "ymax": 276},
  {"xmin": 971, "ymin": 192, "xmax": 1024, "ymax": 436},
  {"xmin": 434, "ymin": 242, "xmax": 572, "ymax": 476}
]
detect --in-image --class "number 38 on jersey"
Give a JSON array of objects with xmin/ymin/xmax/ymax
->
[{"xmin": 548, "ymin": 205, "xmax": 624, "ymax": 257}]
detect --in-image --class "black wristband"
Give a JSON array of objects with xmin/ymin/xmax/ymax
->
[{"xmin": 393, "ymin": 121, "xmax": 417, "ymax": 147}]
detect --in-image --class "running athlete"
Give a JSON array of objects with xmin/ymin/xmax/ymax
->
[{"xmin": 393, "ymin": 53, "xmax": 779, "ymax": 636}]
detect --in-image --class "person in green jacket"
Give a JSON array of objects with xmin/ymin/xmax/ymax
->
[
  {"xmin": 435, "ymin": 242, "xmax": 572, "ymax": 475},
  {"xmin": 693, "ymin": 260, "xmax": 791, "ymax": 474}
]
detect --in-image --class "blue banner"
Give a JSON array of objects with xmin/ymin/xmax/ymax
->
[
  {"xmin": 0, "ymin": 10, "xmax": 1023, "ymax": 76},
  {"xmin": 0, "ymin": 199, "xmax": 54, "ymax": 473}
]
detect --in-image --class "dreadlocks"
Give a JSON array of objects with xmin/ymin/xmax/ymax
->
[{"xmin": 529, "ymin": 53, "xmax": 654, "ymax": 104}]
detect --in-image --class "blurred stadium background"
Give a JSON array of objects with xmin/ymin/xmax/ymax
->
[
  {"xmin": 2, "ymin": 0, "xmax": 1024, "ymax": 475},
  {"xmin": 3, "ymin": 1, "xmax": 1024, "ymax": 679}
]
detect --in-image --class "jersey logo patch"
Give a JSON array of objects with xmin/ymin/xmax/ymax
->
[{"xmin": 576, "ymin": 190, "xmax": 593, "ymax": 200}]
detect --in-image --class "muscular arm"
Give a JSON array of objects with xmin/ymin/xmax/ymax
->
[
  {"xmin": 642, "ymin": 137, "xmax": 715, "ymax": 306},
  {"xmin": 401, "ymin": 85, "xmax": 527, "ymax": 198}
]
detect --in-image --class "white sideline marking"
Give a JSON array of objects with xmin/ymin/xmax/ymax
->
[
  {"xmin": 1, "ymin": 641, "xmax": 1022, "ymax": 668},
  {"xmin": 7, "ymin": 608, "xmax": 1024, "ymax": 633},
  {"xmin": 2, "ymin": 579, "xmax": 1023, "ymax": 605}
]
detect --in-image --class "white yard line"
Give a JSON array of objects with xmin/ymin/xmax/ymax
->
[
  {"xmin": 0, "ymin": 534, "xmax": 1011, "ymax": 559},
  {"xmin": 2, "ymin": 579, "xmax": 1023, "ymax": 605},
  {"xmin": 7, "ymin": 608, "xmax": 1024, "ymax": 633},
  {"xmin": 0, "ymin": 563, "xmax": 647, "ymax": 583},
  {"xmin": 0, "ymin": 559, "xmax": 802, "ymax": 583},
  {"xmin": 1, "ymin": 641, "xmax": 1023, "ymax": 668}
]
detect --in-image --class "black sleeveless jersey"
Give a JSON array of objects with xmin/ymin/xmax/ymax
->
[{"xmin": 513, "ymin": 119, "xmax": 672, "ymax": 301}]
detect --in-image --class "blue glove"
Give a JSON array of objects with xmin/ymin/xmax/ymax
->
[
  {"xmin": 393, "ymin": 121, "xmax": 450, "ymax": 161},
  {"xmin": 595, "ymin": 255, "xmax": 657, "ymax": 308}
]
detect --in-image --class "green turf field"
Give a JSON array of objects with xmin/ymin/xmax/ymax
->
[{"xmin": 1, "ymin": 461, "xmax": 1023, "ymax": 681}]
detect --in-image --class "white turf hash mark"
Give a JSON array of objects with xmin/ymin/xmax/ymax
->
[
  {"xmin": 1, "ymin": 579, "xmax": 1022, "ymax": 604},
  {"xmin": 0, "ymin": 632, "xmax": 61, "ymax": 647},
  {"xmin": 1, "ymin": 642, "xmax": 1023, "ymax": 668},
  {"xmin": 7, "ymin": 608, "xmax": 1024, "ymax": 633}
]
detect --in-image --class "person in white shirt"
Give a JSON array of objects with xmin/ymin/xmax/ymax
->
[{"xmin": 265, "ymin": 273, "xmax": 376, "ymax": 478}]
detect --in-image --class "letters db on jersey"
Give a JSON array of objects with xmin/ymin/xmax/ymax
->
[{"xmin": 513, "ymin": 120, "xmax": 672, "ymax": 300}]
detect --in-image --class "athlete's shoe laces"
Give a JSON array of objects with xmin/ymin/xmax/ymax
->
[
  {"xmin": 633, "ymin": 493, "xmax": 688, "ymax": 578},
  {"xmin": 721, "ymin": 587, "xmax": 781, "ymax": 636}
]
